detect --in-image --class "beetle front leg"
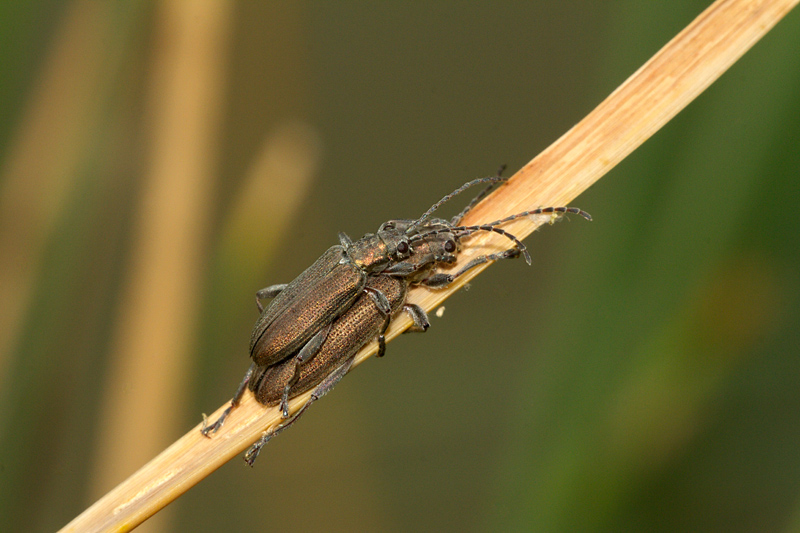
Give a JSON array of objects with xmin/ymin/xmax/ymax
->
[
  {"xmin": 255, "ymin": 284, "xmax": 288, "ymax": 313},
  {"xmin": 402, "ymin": 303, "xmax": 430, "ymax": 332},
  {"xmin": 365, "ymin": 286, "xmax": 392, "ymax": 357},
  {"xmin": 201, "ymin": 362, "xmax": 257, "ymax": 436},
  {"xmin": 421, "ymin": 248, "xmax": 522, "ymax": 289},
  {"xmin": 338, "ymin": 232, "xmax": 353, "ymax": 247},
  {"xmin": 244, "ymin": 353, "xmax": 357, "ymax": 466},
  {"xmin": 382, "ymin": 252, "xmax": 455, "ymax": 277}
]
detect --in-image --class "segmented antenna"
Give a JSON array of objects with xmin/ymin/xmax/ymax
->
[
  {"xmin": 455, "ymin": 206, "xmax": 591, "ymax": 265},
  {"xmin": 479, "ymin": 206, "xmax": 592, "ymax": 227},
  {"xmin": 410, "ymin": 175, "xmax": 507, "ymax": 233},
  {"xmin": 449, "ymin": 165, "xmax": 507, "ymax": 225},
  {"xmin": 412, "ymin": 205, "xmax": 592, "ymax": 267}
]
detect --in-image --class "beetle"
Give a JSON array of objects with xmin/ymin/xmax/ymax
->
[
  {"xmin": 201, "ymin": 175, "xmax": 591, "ymax": 436},
  {"xmin": 201, "ymin": 174, "xmax": 592, "ymax": 441},
  {"xmin": 238, "ymin": 201, "xmax": 591, "ymax": 465},
  {"xmin": 202, "ymin": 176, "xmax": 508, "ymax": 435}
]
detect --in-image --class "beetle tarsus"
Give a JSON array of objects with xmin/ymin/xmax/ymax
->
[{"xmin": 402, "ymin": 303, "xmax": 430, "ymax": 332}]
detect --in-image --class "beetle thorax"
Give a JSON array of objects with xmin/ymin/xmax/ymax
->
[{"xmin": 346, "ymin": 233, "xmax": 391, "ymax": 271}]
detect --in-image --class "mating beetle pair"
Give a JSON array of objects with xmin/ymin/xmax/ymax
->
[{"xmin": 202, "ymin": 174, "xmax": 591, "ymax": 464}]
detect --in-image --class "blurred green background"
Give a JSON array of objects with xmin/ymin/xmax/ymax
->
[{"xmin": 2, "ymin": 1, "xmax": 799, "ymax": 532}]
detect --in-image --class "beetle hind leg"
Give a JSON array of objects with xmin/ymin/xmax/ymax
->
[
  {"xmin": 421, "ymin": 248, "xmax": 522, "ymax": 289},
  {"xmin": 278, "ymin": 323, "xmax": 333, "ymax": 417},
  {"xmin": 244, "ymin": 353, "xmax": 357, "ymax": 466},
  {"xmin": 201, "ymin": 363, "xmax": 257, "ymax": 436}
]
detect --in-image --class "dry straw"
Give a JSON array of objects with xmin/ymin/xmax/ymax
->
[{"xmin": 61, "ymin": 0, "xmax": 799, "ymax": 531}]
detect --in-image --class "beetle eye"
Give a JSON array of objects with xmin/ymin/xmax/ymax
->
[
  {"xmin": 444, "ymin": 240, "xmax": 456, "ymax": 253},
  {"xmin": 383, "ymin": 222, "xmax": 395, "ymax": 230},
  {"xmin": 397, "ymin": 241, "xmax": 409, "ymax": 255}
]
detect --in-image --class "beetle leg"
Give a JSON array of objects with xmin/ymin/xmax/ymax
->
[
  {"xmin": 421, "ymin": 248, "xmax": 522, "ymax": 289},
  {"xmin": 402, "ymin": 303, "xmax": 430, "ymax": 332},
  {"xmin": 365, "ymin": 286, "xmax": 392, "ymax": 357},
  {"xmin": 201, "ymin": 362, "xmax": 257, "ymax": 436},
  {"xmin": 255, "ymin": 284, "xmax": 288, "ymax": 313},
  {"xmin": 338, "ymin": 232, "xmax": 353, "ymax": 247},
  {"xmin": 383, "ymin": 254, "xmax": 447, "ymax": 276},
  {"xmin": 382, "ymin": 260, "xmax": 416, "ymax": 275},
  {"xmin": 244, "ymin": 353, "xmax": 357, "ymax": 466},
  {"xmin": 279, "ymin": 323, "xmax": 333, "ymax": 417}
]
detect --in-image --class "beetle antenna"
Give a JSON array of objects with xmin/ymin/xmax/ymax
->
[
  {"xmin": 414, "ymin": 205, "xmax": 591, "ymax": 266},
  {"xmin": 449, "ymin": 165, "xmax": 507, "ymax": 225},
  {"xmin": 481, "ymin": 206, "xmax": 593, "ymax": 227},
  {"xmin": 411, "ymin": 174, "xmax": 507, "ymax": 232},
  {"xmin": 452, "ymin": 206, "xmax": 591, "ymax": 265}
]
